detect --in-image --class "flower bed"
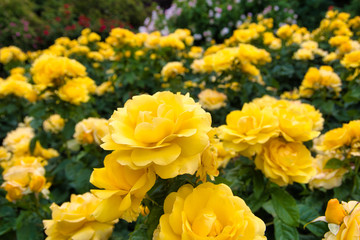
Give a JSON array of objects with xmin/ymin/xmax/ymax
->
[{"xmin": 1, "ymin": 9, "xmax": 360, "ymax": 240}]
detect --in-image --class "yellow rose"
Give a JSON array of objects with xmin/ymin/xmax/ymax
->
[
  {"xmin": 314, "ymin": 127, "xmax": 351, "ymax": 152},
  {"xmin": 73, "ymin": 118, "xmax": 109, "ymax": 145},
  {"xmin": 325, "ymin": 199, "xmax": 347, "ymax": 225},
  {"xmin": 154, "ymin": 182, "xmax": 266, "ymax": 240},
  {"xmin": 293, "ymin": 48, "xmax": 314, "ymax": 60},
  {"xmin": 57, "ymin": 79, "xmax": 91, "ymax": 105},
  {"xmin": 88, "ymin": 32, "xmax": 101, "ymax": 42},
  {"xmin": 341, "ymin": 50, "xmax": 360, "ymax": 68},
  {"xmin": 0, "ymin": 79, "xmax": 37, "ymax": 102},
  {"xmin": 31, "ymin": 54, "xmax": 87, "ymax": 90},
  {"xmin": 101, "ymin": 91, "xmax": 212, "ymax": 179},
  {"xmin": 219, "ymin": 103, "xmax": 279, "ymax": 156},
  {"xmin": 43, "ymin": 193, "xmax": 118, "ymax": 240},
  {"xmin": 323, "ymin": 200, "xmax": 360, "ymax": 240},
  {"xmin": 198, "ymin": 89, "xmax": 227, "ymax": 111},
  {"xmin": 277, "ymin": 24, "xmax": 294, "ymax": 39},
  {"xmin": 1, "ymin": 156, "xmax": 50, "ymax": 201},
  {"xmin": 90, "ymin": 156, "xmax": 156, "ymax": 222},
  {"xmin": 161, "ymin": 62, "xmax": 186, "ymax": 81},
  {"xmin": 3, "ymin": 126, "xmax": 34, "ymax": 156},
  {"xmin": 203, "ymin": 47, "xmax": 238, "ymax": 72},
  {"xmin": 309, "ymin": 153, "xmax": 348, "ymax": 190},
  {"xmin": 255, "ymin": 137, "xmax": 316, "ymax": 186},
  {"xmin": 43, "ymin": 114, "xmax": 65, "ymax": 133},
  {"xmin": 274, "ymin": 101, "xmax": 321, "ymax": 142}
]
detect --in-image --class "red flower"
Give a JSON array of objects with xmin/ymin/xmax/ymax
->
[
  {"xmin": 99, "ymin": 25, "xmax": 106, "ymax": 32},
  {"xmin": 328, "ymin": 5, "xmax": 334, "ymax": 10},
  {"xmin": 55, "ymin": 16, "xmax": 61, "ymax": 22},
  {"xmin": 43, "ymin": 29, "xmax": 49, "ymax": 36},
  {"xmin": 64, "ymin": 4, "xmax": 70, "ymax": 9}
]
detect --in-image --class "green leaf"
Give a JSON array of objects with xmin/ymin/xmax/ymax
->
[
  {"xmin": 263, "ymin": 200, "xmax": 276, "ymax": 217},
  {"xmin": 344, "ymin": 86, "xmax": 360, "ymax": 103},
  {"xmin": 274, "ymin": 217, "xmax": 299, "ymax": 240},
  {"xmin": 324, "ymin": 158, "xmax": 344, "ymax": 169},
  {"xmin": 271, "ymin": 187, "xmax": 300, "ymax": 227},
  {"xmin": 253, "ymin": 170, "xmax": 265, "ymax": 199},
  {"xmin": 298, "ymin": 204, "xmax": 328, "ymax": 237}
]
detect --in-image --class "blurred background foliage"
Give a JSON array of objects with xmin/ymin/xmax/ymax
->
[{"xmin": 0, "ymin": 0, "xmax": 359, "ymax": 50}]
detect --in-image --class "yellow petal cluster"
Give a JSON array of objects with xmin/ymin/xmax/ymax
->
[
  {"xmin": 160, "ymin": 62, "xmax": 186, "ymax": 81},
  {"xmin": 101, "ymin": 91, "xmax": 212, "ymax": 179},
  {"xmin": 309, "ymin": 153, "xmax": 348, "ymax": 190},
  {"xmin": 90, "ymin": 156, "xmax": 156, "ymax": 222},
  {"xmin": 314, "ymin": 119, "xmax": 360, "ymax": 155},
  {"xmin": 254, "ymin": 138, "xmax": 316, "ymax": 186},
  {"xmin": 73, "ymin": 117, "xmax": 109, "ymax": 145},
  {"xmin": 154, "ymin": 182, "xmax": 266, "ymax": 240},
  {"xmin": 57, "ymin": 77, "xmax": 96, "ymax": 105},
  {"xmin": 43, "ymin": 114, "xmax": 65, "ymax": 134},
  {"xmin": 299, "ymin": 66, "xmax": 342, "ymax": 97},
  {"xmin": 0, "ymin": 70, "xmax": 37, "ymax": 102},
  {"xmin": 219, "ymin": 102, "xmax": 279, "ymax": 157},
  {"xmin": 198, "ymin": 89, "xmax": 227, "ymax": 111},
  {"xmin": 31, "ymin": 54, "xmax": 87, "ymax": 90},
  {"xmin": 1, "ymin": 156, "xmax": 50, "ymax": 201},
  {"xmin": 43, "ymin": 192, "xmax": 117, "ymax": 240},
  {"xmin": 323, "ymin": 199, "xmax": 360, "ymax": 240},
  {"xmin": 0, "ymin": 46, "xmax": 27, "ymax": 64}
]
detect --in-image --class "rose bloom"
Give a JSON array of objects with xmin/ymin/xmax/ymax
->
[
  {"xmin": 309, "ymin": 153, "xmax": 348, "ymax": 190},
  {"xmin": 31, "ymin": 54, "xmax": 87, "ymax": 90},
  {"xmin": 198, "ymin": 89, "xmax": 227, "ymax": 111},
  {"xmin": 1, "ymin": 156, "xmax": 50, "ymax": 201},
  {"xmin": 299, "ymin": 66, "xmax": 342, "ymax": 97},
  {"xmin": 43, "ymin": 193, "xmax": 118, "ymax": 240},
  {"xmin": 293, "ymin": 48, "xmax": 314, "ymax": 60},
  {"xmin": 161, "ymin": 62, "xmax": 186, "ymax": 81},
  {"xmin": 314, "ymin": 127, "xmax": 351, "ymax": 152},
  {"xmin": 3, "ymin": 126, "xmax": 34, "ymax": 156},
  {"xmin": 273, "ymin": 100, "xmax": 322, "ymax": 142},
  {"xmin": 43, "ymin": 114, "xmax": 65, "ymax": 133},
  {"xmin": 0, "ymin": 78, "xmax": 37, "ymax": 102},
  {"xmin": 101, "ymin": 91, "xmax": 212, "ymax": 179},
  {"xmin": 57, "ymin": 77, "xmax": 96, "ymax": 105},
  {"xmin": 202, "ymin": 47, "xmax": 238, "ymax": 72},
  {"xmin": 73, "ymin": 118, "xmax": 109, "ymax": 145},
  {"xmin": 341, "ymin": 50, "xmax": 360, "ymax": 68},
  {"xmin": 255, "ymin": 137, "xmax": 316, "ymax": 186},
  {"xmin": 277, "ymin": 24, "xmax": 294, "ymax": 39},
  {"xmin": 323, "ymin": 200, "xmax": 360, "ymax": 240},
  {"xmin": 218, "ymin": 102, "xmax": 279, "ymax": 157},
  {"xmin": 153, "ymin": 182, "xmax": 266, "ymax": 240},
  {"xmin": 90, "ymin": 156, "xmax": 156, "ymax": 222}
]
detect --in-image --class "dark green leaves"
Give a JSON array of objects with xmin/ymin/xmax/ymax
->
[{"xmin": 271, "ymin": 187, "xmax": 300, "ymax": 227}]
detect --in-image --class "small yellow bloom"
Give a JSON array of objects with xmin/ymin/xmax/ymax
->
[
  {"xmin": 43, "ymin": 114, "xmax": 65, "ymax": 134},
  {"xmin": 198, "ymin": 89, "xmax": 227, "ymax": 111},
  {"xmin": 325, "ymin": 199, "xmax": 347, "ymax": 225},
  {"xmin": 73, "ymin": 118, "xmax": 109, "ymax": 145},
  {"xmin": 161, "ymin": 62, "xmax": 186, "ymax": 81}
]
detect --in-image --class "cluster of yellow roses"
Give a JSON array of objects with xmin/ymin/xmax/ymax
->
[
  {"xmin": 218, "ymin": 95, "xmax": 324, "ymax": 186},
  {"xmin": 41, "ymin": 91, "xmax": 266, "ymax": 239},
  {"xmin": 0, "ymin": 118, "xmax": 58, "ymax": 201},
  {"xmin": 308, "ymin": 120, "xmax": 360, "ymax": 190}
]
